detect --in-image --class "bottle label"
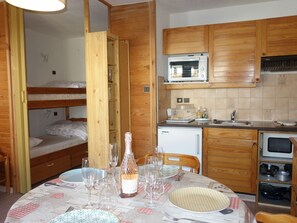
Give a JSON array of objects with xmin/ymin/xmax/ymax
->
[{"xmin": 121, "ymin": 174, "xmax": 138, "ymax": 194}]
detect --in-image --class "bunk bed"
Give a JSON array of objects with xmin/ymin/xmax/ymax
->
[
  {"xmin": 27, "ymin": 87, "xmax": 86, "ymax": 109},
  {"xmin": 27, "ymin": 82, "xmax": 88, "ymax": 185}
]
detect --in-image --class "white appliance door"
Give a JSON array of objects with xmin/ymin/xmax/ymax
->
[{"xmin": 157, "ymin": 126, "xmax": 202, "ymax": 173}]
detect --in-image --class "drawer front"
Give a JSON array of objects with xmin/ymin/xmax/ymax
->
[
  {"xmin": 31, "ymin": 155, "xmax": 71, "ymax": 184},
  {"xmin": 71, "ymin": 149, "xmax": 88, "ymax": 167},
  {"xmin": 206, "ymin": 128, "xmax": 257, "ymax": 140}
]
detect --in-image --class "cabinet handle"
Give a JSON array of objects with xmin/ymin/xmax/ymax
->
[{"xmin": 47, "ymin": 163, "xmax": 55, "ymax": 167}]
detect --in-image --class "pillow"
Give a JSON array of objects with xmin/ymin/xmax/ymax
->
[
  {"xmin": 29, "ymin": 137, "xmax": 43, "ymax": 148},
  {"xmin": 46, "ymin": 121, "xmax": 88, "ymax": 141}
]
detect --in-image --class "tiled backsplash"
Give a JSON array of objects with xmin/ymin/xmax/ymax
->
[{"xmin": 170, "ymin": 74, "xmax": 297, "ymax": 121}]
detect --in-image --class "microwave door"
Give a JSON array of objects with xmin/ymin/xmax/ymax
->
[
  {"xmin": 182, "ymin": 61, "xmax": 198, "ymax": 78},
  {"xmin": 268, "ymin": 137, "xmax": 293, "ymax": 154}
]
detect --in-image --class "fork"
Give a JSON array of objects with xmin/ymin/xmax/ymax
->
[
  {"xmin": 175, "ymin": 172, "xmax": 185, "ymax": 181},
  {"xmin": 164, "ymin": 212, "xmax": 208, "ymax": 223}
]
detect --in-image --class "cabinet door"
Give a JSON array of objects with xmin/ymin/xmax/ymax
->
[
  {"xmin": 209, "ymin": 20, "xmax": 261, "ymax": 84},
  {"xmin": 262, "ymin": 16, "xmax": 297, "ymax": 56},
  {"xmin": 203, "ymin": 128, "xmax": 258, "ymax": 194},
  {"xmin": 163, "ymin": 25, "xmax": 209, "ymax": 55},
  {"xmin": 86, "ymin": 32, "xmax": 121, "ymax": 168}
]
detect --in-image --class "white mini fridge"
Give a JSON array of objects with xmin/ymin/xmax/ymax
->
[{"xmin": 157, "ymin": 126, "xmax": 203, "ymax": 174}]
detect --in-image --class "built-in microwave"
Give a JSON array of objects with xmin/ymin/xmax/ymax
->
[
  {"xmin": 168, "ymin": 54, "xmax": 208, "ymax": 82},
  {"xmin": 262, "ymin": 132, "xmax": 297, "ymax": 159}
]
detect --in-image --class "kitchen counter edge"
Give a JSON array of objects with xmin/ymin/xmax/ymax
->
[{"xmin": 158, "ymin": 120, "xmax": 297, "ymax": 132}]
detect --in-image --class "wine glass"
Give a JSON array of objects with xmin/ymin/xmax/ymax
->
[
  {"xmin": 144, "ymin": 156, "xmax": 159, "ymax": 207},
  {"xmin": 98, "ymin": 175, "xmax": 118, "ymax": 211},
  {"xmin": 81, "ymin": 157, "xmax": 97, "ymax": 209},
  {"xmin": 109, "ymin": 143, "xmax": 119, "ymax": 178},
  {"xmin": 154, "ymin": 145, "xmax": 164, "ymax": 170}
]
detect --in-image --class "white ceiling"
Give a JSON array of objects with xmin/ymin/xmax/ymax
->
[{"xmin": 24, "ymin": 0, "xmax": 279, "ymax": 39}]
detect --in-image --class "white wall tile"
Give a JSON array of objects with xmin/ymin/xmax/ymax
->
[
  {"xmin": 238, "ymin": 98, "xmax": 250, "ymax": 109},
  {"xmin": 170, "ymin": 75, "xmax": 297, "ymax": 121},
  {"xmin": 238, "ymin": 88, "xmax": 250, "ymax": 98}
]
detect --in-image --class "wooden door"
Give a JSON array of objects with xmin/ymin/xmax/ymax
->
[
  {"xmin": 203, "ymin": 128, "xmax": 258, "ymax": 194},
  {"xmin": 262, "ymin": 15, "xmax": 297, "ymax": 56},
  {"xmin": 209, "ymin": 20, "xmax": 261, "ymax": 85},
  {"xmin": 163, "ymin": 25, "xmax": 209, "ymax": 55}
]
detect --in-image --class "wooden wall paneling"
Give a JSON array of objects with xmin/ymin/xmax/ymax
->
[
  {"xmin": 119, "ymin": 40, "xmax": 131, "ymax": 159},
  {"xmin": 0, "ymin": 3, "xmax": 19, "ymax": 191},
  {"xmin": 8, "ymin": 4, "xmax": 31, "ymax": 192},
  {"xmin": 0, "ymin": 2, "xmax": 12, "ymax": 160},
  {"xmin": 110, "ymin": 2, "xmax": 156, "ymax": 158},
  {"xmin": 157, "ymin": 76, "xmax": 171, "ymax": 122}
]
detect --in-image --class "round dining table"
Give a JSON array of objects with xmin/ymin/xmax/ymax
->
[{"xmin": 5, "ymin": 168, "xmax": 255, "ymax": 223}]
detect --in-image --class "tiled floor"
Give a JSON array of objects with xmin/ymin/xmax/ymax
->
[{"xmin": 0, "ymin": 191, "xmax": 23, "ymax": 222}]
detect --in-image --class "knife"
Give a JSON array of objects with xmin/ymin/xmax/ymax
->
[{"xmin": 44, "ymin": 181, "xmax": 76, "ymax": 189}]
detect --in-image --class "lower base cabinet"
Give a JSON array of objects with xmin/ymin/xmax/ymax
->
[{"xmin": 203, "ymin": 128, "xmax": 258, "ymax": 194}]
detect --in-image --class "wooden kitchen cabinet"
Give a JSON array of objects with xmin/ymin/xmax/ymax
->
[
  {"xmin": 208, "ymin": 20, "xmax": 261, "ymax": 86},
  {"xmin": 261, "ymin": 15, "xmax": 297, "ymax": 56},
  {"xmin": 163, "ymin": 25, "xmax": 209, "ymax": 55},
  {"xmin": 203, "ymin": 128, "xmax": 258, "ymax": 194}
]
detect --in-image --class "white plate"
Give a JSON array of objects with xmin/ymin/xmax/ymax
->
[
  {"xmin": 169, "ymin": 187, "xmax": 230, "ymax": 213},
  {"xmin": 139, "ymin": 165, "xmax": 179, "ymax": 179},
  {"xmin": 49, "ymin": 209, "xmax": 119, "ymax": 223},
  {"xmin": 59, "ymin": 168, "xmax": 106, "ymax": 183}
]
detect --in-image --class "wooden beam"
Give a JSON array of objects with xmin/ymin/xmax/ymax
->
[
  {"xmin": 98, "ymin": 0, "xmax": 112, "ymax": 8},
  {"xmin": 84, "ymin": 0, "xmax": 90, "ymax": 33}
]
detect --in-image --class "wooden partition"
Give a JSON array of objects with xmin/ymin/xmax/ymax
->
[{"xmin": 110, "ymin": 1, "xmax": 156, "ymax": 158}]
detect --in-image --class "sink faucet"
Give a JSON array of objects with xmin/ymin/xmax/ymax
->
[{"xmin": 231, "ymin": 110, "xmax": 236, "ymax": 122}]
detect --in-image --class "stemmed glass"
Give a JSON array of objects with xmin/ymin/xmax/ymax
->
[
  {"xmin": 154, "ymin": 145, "xmax": 164, "ymax": 170},
  {"xmin": 81, "ymin": 157, "xmax": 97, "ymax": 209},
  {"xmin": 109, "ymin": 143, "xmax": 119, "ymax": 178},
  {"xmin": 144, "ymin": 156, "xmax": 159, "ymax": 207}
]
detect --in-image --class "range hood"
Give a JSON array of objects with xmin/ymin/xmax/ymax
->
[{"xmin": 261, "ymin": 55, "xmax": 297, "ymax": 74}]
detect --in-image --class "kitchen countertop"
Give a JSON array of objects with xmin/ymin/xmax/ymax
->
[{"xmin": 158, "ymin": 120, "xmax": 297, "ymax": 132}]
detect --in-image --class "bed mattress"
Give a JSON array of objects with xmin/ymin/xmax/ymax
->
[
  {"xmin": 30, "ymin": 135, "xmax": 86, "ymax": 159},
  {"xmin": 28, "ymin": 94, "xmax": 86, "ymax": 101}
]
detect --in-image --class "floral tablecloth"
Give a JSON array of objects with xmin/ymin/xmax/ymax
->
[{"xmin": 5, "ymin": 170, "xmax": 255, "ymax": 223}]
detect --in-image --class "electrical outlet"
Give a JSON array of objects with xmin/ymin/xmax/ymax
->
[
  {"xmin": 184, "ymin": 98, "xmax": 190, "ymax": 103},
  {"xmin": 52, "ymin": 70, "xmax": 56, "ymax": 75},
  {"xmin": 177, "ymin": 98, "xmax": 183, "ymax": 103},
  {"xmin": 54, "ymin": 112, "xmax": 58, "ymax": 116}
]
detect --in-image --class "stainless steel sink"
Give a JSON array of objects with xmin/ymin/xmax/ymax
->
[{"xmin": 210, "ymin": 119, "xmax": 253, "ymax": 126}]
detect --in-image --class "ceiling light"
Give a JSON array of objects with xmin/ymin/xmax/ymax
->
[{"xmin": 6, "ymin": 0, "xmax": 65, "ymax": 12}]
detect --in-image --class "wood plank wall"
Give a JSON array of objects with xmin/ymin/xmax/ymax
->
[
  {"xmin": 158, "ymin": 76, "xmax": 171, "ymax": 123},
  {"xmin": 0, "ymin": 2, "xmax": 14, "ymax": 187},
  {"xmin": 110, "ymin": 2, "xmax": 156, "ymax": 158}
]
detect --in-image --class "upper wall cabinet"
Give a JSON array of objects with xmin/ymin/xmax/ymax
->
[
  {"xmin": 262, "ymin": 15, "xmax": 297, "ymax": 56},
  {"xmin": 163, "ymin": 25, "xmax": 209, "ymax": 55},
  {"xmin": 209, "ymin": 20, "xmax": 261, "ymax": 85}
]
